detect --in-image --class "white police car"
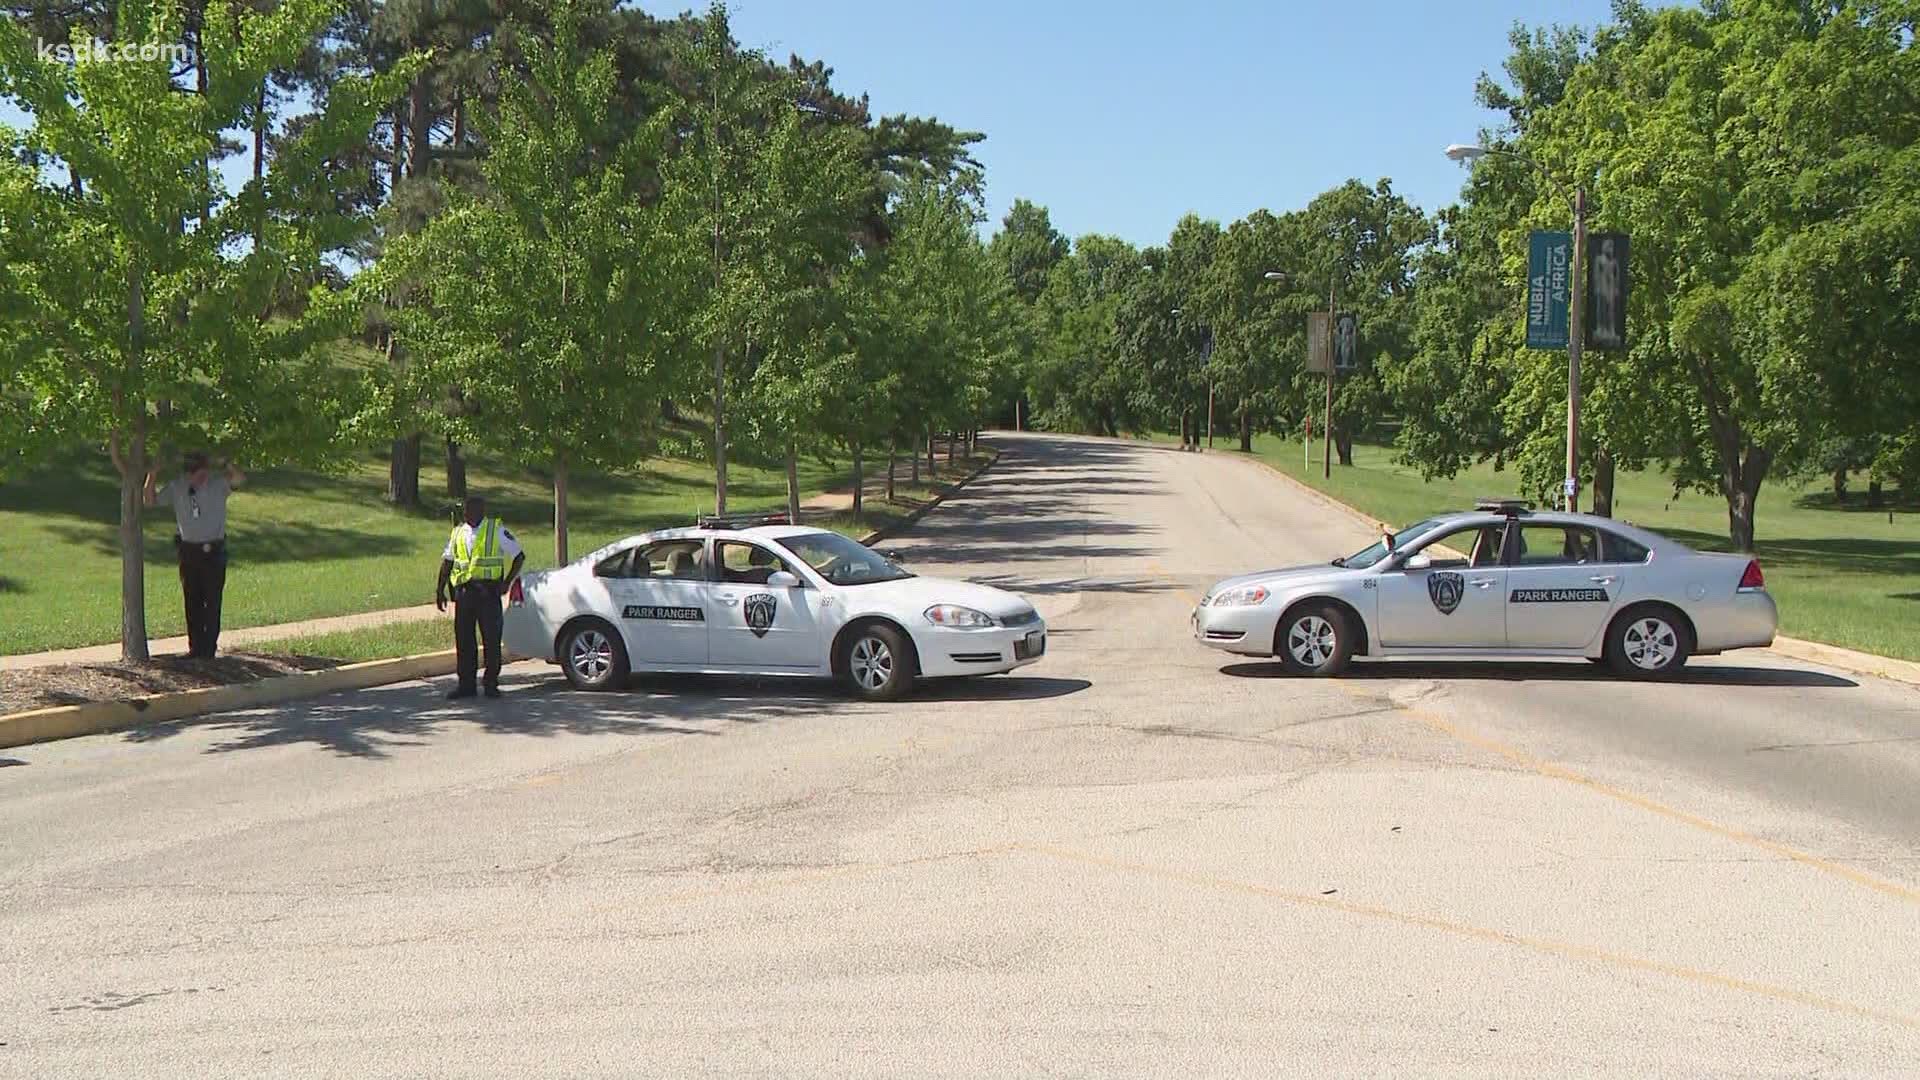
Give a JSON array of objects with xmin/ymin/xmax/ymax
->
[
  {"xmin": 1193, "ymin": 500, "xmax": 1777, "ymax": 677},
  {"xmin": 503, "ymin": 515, "xmax": 1046, "ymax": 700}
]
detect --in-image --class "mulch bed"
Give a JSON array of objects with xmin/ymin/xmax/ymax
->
[{"xmin": 1, "ymin": 652, "xmax": 337, "ymax": 715}]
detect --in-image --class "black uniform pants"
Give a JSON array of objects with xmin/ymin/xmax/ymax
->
[
  {"xmin": 176, "ymin": 538, "xmax": 227, "ymax": 659},
  {"xmin": 453, "ymin": 581, "xmax": 504, "ymax": 690}
]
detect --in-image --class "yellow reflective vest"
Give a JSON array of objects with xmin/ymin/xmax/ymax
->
[{"xmin": 450, "ymin": 517, "xmax": 509, "ymax": 585}]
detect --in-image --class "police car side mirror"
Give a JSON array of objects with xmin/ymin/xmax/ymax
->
[
  {"xmin": 1402, "ymin": 553, "xmax": 1433, "ymax": 572},
  {"xmin": 880, "ymin": 548, "xmax": 904, "ymax": 563},
  {"xmin": 766, "ymin": 570, "xmax": 800, "ymax": 589}
]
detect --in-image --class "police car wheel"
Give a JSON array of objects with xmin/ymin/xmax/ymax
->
[
  {"xmin": 841, "ymin": 623, "xmax": 914, "ymax": 701},
  {"xmin": 561, "ymin": 620, "xmax": 629, "ymax": 691},
  {"xmin": 1605, "ymin": 605, "xmax": 1692, "ymax": 679},
  {"xmin": 1277, "ymin": 603, "xmax": 1353, "ymax": 676}
]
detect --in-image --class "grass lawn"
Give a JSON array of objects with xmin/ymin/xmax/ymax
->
[
  {"xmin": 251, "ymin": 617, "xmax": 455, "ymax": 664},
  {"xmin": 1142, "ymin": 432, "xmax": 1920, "ymax": 662},
  {"xmin": 0, "ymin": 445, "xmax": 989, "ymax": 657}
]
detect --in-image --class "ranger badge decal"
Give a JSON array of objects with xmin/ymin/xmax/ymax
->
[
  {"xmin": 1426, "ymin": 571, "xmax": 1465, "ymax": 616},
  {"xmin": 743, "ymin": 592, "xmax": 777, "ymax": 637}
]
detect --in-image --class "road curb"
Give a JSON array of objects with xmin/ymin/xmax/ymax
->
[
  {"xmin": 0, "ymin": 651, "xmax": 457, "ymax": 751},
  {"xmin": 1224, "ymin": 446, "xmax": 1919, "ymax": 690}
]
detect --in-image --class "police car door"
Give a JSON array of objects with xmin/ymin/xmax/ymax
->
[
  {"xmin": 1503, "ymin": 523, "xmax": 1623, "ymax": 649},
  {"xmin": 607, "ymin": 539, "xmax": 711, "ymax": 666},
  {"xmin": 1373, "ymin": 523, "xmax": 1509, "ymax": 648},
  {"xmin": 707, "ymin": 540, "xmax": 823, "ymax": 670}
]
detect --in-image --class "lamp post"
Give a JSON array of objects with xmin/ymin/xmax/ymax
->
[
  {"xmin": 1171, "ymin": 306, "xmax": 1212, "ymax": 449},
  {"xmin": 1446, "ymin": 142, "xmax": 1586, "ymax": 512},
  {"xmin": 1265, "ymin": 270, "xmax": 1334, "ymax": 479}
]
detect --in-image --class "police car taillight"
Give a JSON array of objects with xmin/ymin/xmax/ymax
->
[
  {"xmin": 1738, "ymin": 560, "xmax": 1765, "ymax": 591},
  {"xmin": 508, "ymin": 578, "xmax": 525, "ymax": 605}
]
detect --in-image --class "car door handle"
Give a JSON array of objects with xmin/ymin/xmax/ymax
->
[
  {"xmin": 715, "ymin": 592, "xmax": 738, "ymax": 606},
  {"xmin": 1589, "ymin": 575, "xmax": 1616, "ymax": 585},
  {"xmin": 1470, "ymin": 578, "xmax": 1496, "ymax": 589}
]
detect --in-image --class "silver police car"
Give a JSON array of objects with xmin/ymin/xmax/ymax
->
[{"xmin": 1192, "ymin": 501, "xmax": 1776, "ymax": 677}]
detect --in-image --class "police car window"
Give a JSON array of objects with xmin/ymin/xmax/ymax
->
[
  {"xmin": 640, "ymin": 540, "xmax": 705, "ymax": 580},
  {"xmin": 1514, "ymin": 525, "xmax": 1599, "ymax": 566},
  {"xmin": 1600, "ymin": 531, "xmax": 1651, "ymax": 564},
  {"xmin": 715, "ymin": 541, "xmax": 796, "ymax": 586},
  {"xmin": 780, "ymin": 531, "xmax": 912, "ymax": 586},
  {"xmin": 593, "ymin": 550, "xmax": 630, "ymax": 578},
  {"xmin": 1409, "ymin": 525, "xmax": 1487, "ymax": 570},
  {"xmin": 1341, "ymin": 518, "xmax": 1442, "ymax": 569}
]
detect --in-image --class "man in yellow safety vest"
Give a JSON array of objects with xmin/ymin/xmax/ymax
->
[{"xmin": 436, "ymin": 495, "xmax": 525, "ymax": 699}]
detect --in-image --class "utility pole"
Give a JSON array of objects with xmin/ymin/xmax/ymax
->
[{"xmin": 1566, "ymin": 186, "xmax": 1587, "ymax": 512}]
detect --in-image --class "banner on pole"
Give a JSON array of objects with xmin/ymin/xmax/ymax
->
[
  {"xmin": 1588, "ymin": 232, "xmax": 1628, "ymax": 350},
  {"xmin": 1333, "ymin": 313, "xmax": 1358, "ymax": 371},
  {"xmin": 1306, "ymin": 311, "xmax": 1331, "ymax": 374},
  {"xmin": 1526, "ymin": 230, "xmax": 1572, "ymax": 350}
]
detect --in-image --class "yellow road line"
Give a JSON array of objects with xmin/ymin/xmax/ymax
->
[
  {"xmin": 1355, "ymin": 685, "xmax": 1920, "ymax": 905},
  {"xmin": 1021, "ymin": 842, "xmax": 1920, "ymax": 1032}
]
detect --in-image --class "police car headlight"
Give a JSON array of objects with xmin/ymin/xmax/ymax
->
[
  {"xmin": 1211, "ymin": 585, "xmax": 1271, "ymax": 607},
  {"xmin": 924, "ymin": 604, "xmax": 996, "ymax": 629}
]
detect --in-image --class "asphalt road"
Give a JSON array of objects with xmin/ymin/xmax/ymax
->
[{"xmin": 4, "ymin": 432, "xmax": 1918, "ymax": 1077}]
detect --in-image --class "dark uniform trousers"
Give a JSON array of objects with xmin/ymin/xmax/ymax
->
[
  {"xmin": 176, "ymin": 537, "xmax": 228, "ymax": 659},
  {"xmin": 453, "ymin": 581, "xmax": 505, "ymax": 691}
]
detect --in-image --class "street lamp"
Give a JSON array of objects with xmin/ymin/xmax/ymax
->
[
  {"xmin": 1169, "ymin": 307, "xmax": 1214, "ymax": 449},
  {"xmin": 1447, "ymin": 141, "xmax": 1587, "ymax": 512},
  {"xmin": 1263, "ymin": 269, "xmax": 1336, "ymax": 479}
]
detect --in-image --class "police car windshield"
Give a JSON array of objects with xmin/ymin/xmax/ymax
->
[
  {"xmin": 780, "ymin": 532, "xmax": 912, "ymax": 586},
  {"xmin": 1341, "ymin": 518, "xmax": 1443, "ymax": 570}
]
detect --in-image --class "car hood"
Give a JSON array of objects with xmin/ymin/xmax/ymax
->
[
  {"xmin": 1205, "ymin": 562, "xmax": 1356, "ymax": 598},
  {"xmin": 839, "ymin": 574, "xmax": 1036, "ymax": 620}
]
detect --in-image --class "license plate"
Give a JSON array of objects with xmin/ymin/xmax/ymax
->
[{"xmin": 1015, "ymin": 630, "xmax": 1045, "ymax": 659}]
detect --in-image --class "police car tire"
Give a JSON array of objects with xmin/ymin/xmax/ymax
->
[
  {"xmin": 1605, "ymin": 604, "xmax": 1692, "ymax": 679},
  {"xmin": 840, "ymin": 622, "xmax": 915, "ymax": 701},
  {"xmin": 560, "ymin": 619, "xmax": 630, "ymax": 692},
  {"xmin": 1277, "ymin": 603, "xmax": 1353, "ymax": 677}
]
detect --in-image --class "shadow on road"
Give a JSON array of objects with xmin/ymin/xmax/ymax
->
[
  {"xmin": 120, "ymin": 669, "xmax": 1091, "ymax": 760},
  {"xmin": 1218, "ymin": 660, "xmax": 1859, "ymax": 688}
]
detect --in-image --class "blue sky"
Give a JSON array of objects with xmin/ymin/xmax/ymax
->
[
  {"xmin": 6, "ymin": 1, "xmax": 1628, "ymax": 246},
  {"xmin": 674, "ymin": 0, "xmax": 1623, "ymax": 245}
]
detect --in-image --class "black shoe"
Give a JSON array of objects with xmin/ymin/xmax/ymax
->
[
  {"xmin": 447, "ymin": 686, "xmax": 477, "ymax": 700},
  {"xmin": 483, "ymin": 686, "xmax": 502, "ymax": 699}
]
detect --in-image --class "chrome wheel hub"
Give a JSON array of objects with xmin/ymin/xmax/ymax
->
[
  {"xmin": 570, "ymin": 629, "xmax": 613, "ymax": 682},
  {"xmin": 1622, "ymin": 617, "xmax": 1678, "ymax": 670},
  {"xmin": 850, "ymin": 636, "xmax": 894, "ymax": 691},
  {"xmin": 1287, "ymin": 615, "xmax": 1336, "ymax": 669}
]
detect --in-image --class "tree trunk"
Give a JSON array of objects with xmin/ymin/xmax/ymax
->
[
  {"xmin": 946, "ymin": 430, "xmax": 956, "ymax": 463},
  {"xmin": 1832, "ymin": 467, "xmax": 1849, "ymax": 504},
  {"xmin": 553, "ymin": 452, "xmax": 570, "ymax": 566},
  {"xmin": 712, "ymin": 341, "xmax": 728, "ymax": 514},
  {"xmin": 1591, "ymin": 449, "xmax": 1616, "ymax": 519},
  {"xmin": 388, "ymin": 434, "xmax": 421, "ymax": 506},
  {"xmin": 785, "ymin": 440, "xmax": 800, "ymax": 524},
  {"xmin": 446, "ymin": 437, "xmax": 466, "ymax": 499},
  {"xmin": 887, "ymin": 441, "xmax": 898, "ymax": 502},
  {"xmin": 1239, "ymin": 405, "xmax": 1251, "ymax": 453},
  {"xmin": 1180, "ymin": 411, "xmax": 1191, "ymax": 448},
  {"xmin": 407, "ymin": 77, "xmax": 430, "ymax": 177},
  {"xmin": 390, "ymin": 105, "xmax": 404, "ymax": 194},
  {"xmin": 926, "ymin": 425, "xmax": 937, "ymax": 479},
  {"xmin": 910, "ymin": 436, "xmax": 920, "ymax": 484},
  {"xmin": 120, "ymin": 259, "xmax": 150, "ymax": 661},
  {"xmin": 1868, "ymin": 480, "xmax": 1885, "ymax": 509},
  {"xmin": 851, "ymin": 441, "xmax": 865, "ymax": 520},
  {"xmin": 1721, "ymin": 446, "xmax": 1772, "ymax": 553},
  {"xmin": 1334, "ymin": 426, "xmax": 1354, "ymax": 467}
]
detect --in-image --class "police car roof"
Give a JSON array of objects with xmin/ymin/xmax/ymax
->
[{"xmin": 1421, "ymin": 509, "xmax": 1679, "ymax": 551}]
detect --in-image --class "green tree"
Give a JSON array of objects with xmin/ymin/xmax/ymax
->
[
  {"xmin": 0, "ymin": 0, "xmax": 408, "ymax": 658},
  {"xmin": 382, "ymin": 0, "xmax": 686, "ymax": 565}
]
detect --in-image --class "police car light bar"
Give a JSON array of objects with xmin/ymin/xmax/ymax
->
[
  {"xmin": 1473, "ymin": 498, "xmax": 1534, "ymax": 515},
  {"xmin": 695, "ymin": 512, "xmax": 791, "ymax": 530}
]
